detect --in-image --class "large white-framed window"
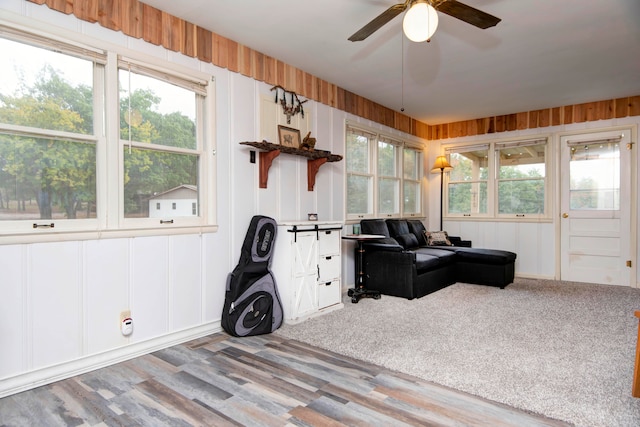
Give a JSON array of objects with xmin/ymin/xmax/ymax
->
[
  {"xmin": 346, "ymin": 126, "xmax": 375, "ymax": 218},
  {"xmin": 377, "ymin": 136, "xmax": 401, "ymax": 217},
  {"xmin": 346, "ymin": 124, "xmax": 424, "ymax": 219},
  {"xmin": 403, "ymin": 145, "xmax": 423, "ymax": 216},
  {"xmin": 0, "ymin": 26, "xmax": 105, "ymax": 234},
  {"xmin": 0, "ymin": 24, "xmax": 215, "ymax": 240},
  {"xmin": 446, "ymin": 144, "xmax": 490, "ymax": 217},
  {"xmin": 118, "ymin": 58, "xmax": 208, "ymax": 228},
  {"xmin": 444, "ymin": 137, "xmax": 550, "ymax": 220},
  {"xmin": 496, "ymin": 138, "xmax": 547, "ymax": 218}
]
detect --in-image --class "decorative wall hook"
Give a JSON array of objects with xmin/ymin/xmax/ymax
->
[{"xmin": 271, "ymin": 85, "xmax": 308, "ymax": 124}]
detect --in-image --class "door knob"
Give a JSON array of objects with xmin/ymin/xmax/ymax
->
[{"xmin": 562, "ymin": 213, "xmax": 569, "ymax": 218}]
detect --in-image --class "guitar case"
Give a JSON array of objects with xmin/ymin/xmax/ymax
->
[{"xmin": 222, "ymin": 215, "xmax": 283, "ymax": 336}]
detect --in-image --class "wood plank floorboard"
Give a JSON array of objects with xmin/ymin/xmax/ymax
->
[{"xmin": 0, "ymin": 332, "xmax": 572, "ymax": 427}]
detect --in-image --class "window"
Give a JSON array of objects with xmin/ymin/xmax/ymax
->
[
  {"xmin": 496, "ymin": 139, "xmax": 546, "ymax": 215},
  {"xmin": 444, "ymin": 138, "xmax": 549, "ymax": 219},
  {"xmin": 346, "ymin": 127, "xmax": 375, "ymax": 217},
  {"xmin": 377, "ymin": 137, "xmax": 401, "ymax": 215},
  {"xmin": 0, "ymin": 25, "xmax": 214, "ymax": 239},
  {"xmin": 119, "ymin": 59, "xmax": 206, "ymax": 225},
  {"xmin": 0, "ymin": 29, "xmax": 104, "ymax": 232},
  {"xmin": 346, "ymin": 124, "xmax": 424, "ymax": 219},
  {"xmin": 403, "ymin": 147, "xmax": 422, "ymax": 215},
  {"xmin": 446, "ymin": 145, "xmax": 489, "ymax": 215}
]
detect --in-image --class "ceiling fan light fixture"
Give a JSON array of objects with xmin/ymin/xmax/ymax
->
[{"xmin": 403, "ymin": 1, "xmax": 439, "ymax": 42}]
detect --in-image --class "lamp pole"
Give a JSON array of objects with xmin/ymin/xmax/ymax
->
[
  {"xmin": 431, "ymin": 155, "xmax": 452, "ymax": 232},
  {"xmin": 438, "ymin": 167, "xmax": 445, "ymax": 231}
]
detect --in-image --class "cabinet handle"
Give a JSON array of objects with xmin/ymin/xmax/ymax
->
[
  {"xmin": 325, "ymin": 282, "xmax": 331, "ymax": 286},
  {"xmin": 325, "ymin": 256, "xmax": 332, "ymax": 260},
  {"xmin": 317, "ymin": 265, "xmax": 320, "ymax": 280}
]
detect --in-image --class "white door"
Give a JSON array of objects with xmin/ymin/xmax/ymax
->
[{"xmin": 560, "ymin": 128, "xmax": 634, "ymax": 286}]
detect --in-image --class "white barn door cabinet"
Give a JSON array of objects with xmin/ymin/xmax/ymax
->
[{"xmin": 272, "ymin": 221, "xmax": 344, "ymax": 324}]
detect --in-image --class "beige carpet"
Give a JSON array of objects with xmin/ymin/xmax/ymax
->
[{"xmin": 275, "ymin": 278, "xmax": 640, "ymax": 427}]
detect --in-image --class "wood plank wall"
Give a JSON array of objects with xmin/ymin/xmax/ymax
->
[{"xmin": 27, "ymin": 0, "xmax": 640, "ymax": 141}]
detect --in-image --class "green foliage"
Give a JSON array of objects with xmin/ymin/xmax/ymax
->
[{"xmin": 0, "ymin": 65, "xmax": 198, "ymax": 220}]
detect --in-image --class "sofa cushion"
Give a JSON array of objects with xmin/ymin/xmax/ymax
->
[
  {"xmin": 414, "ymin": 247, "xmax": 458, "ymax": 265},
  {"xmin": 407, "ymin": 220, "xmax": 428, "ymax": 246},
  {"xmin": 360, "ymin": 219, "xmax": 390, "ymax": 237},
  {"xmin": 425, "ymin": 230, "xmax": 453, "ymax": 246},
  {"xmin": 386, "ymin": 219, "xmax": 411, "ymax": 237},
  {"xmin": 414, "ymin": 253, "xmax": 442, "ymax": 271},
  {"xmin": 453, "ymin": 247, "xmax": 517, "ymax": 264},
  {"xmin": 360, "ymin": 219, "xmax": 400, "ymax": 245},
  {"xmin": 395, "ymin": 233, "xmax": 420, "ymax": 249}
]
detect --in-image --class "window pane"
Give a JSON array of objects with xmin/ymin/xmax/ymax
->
[
  {"xmin": 498, "ymin": 179, "xmax": 544, "ymax": 214},
  {"xmin": 497, "ymin": 142, "xmax": 546, "ymax": 214},
  {"xmin": 498, "ymin": 144, "xmax": 545, "ymax": 178},
  {"xmin": 346, "ymin": 134, "xmax": 370, "ymax": 174},
  {"xmin": 0, "ymin": 134, "xmax": 96, "ymax": 220},
  {"xmin": 0, "ymin": 38, "xmax": 94, "ymax": 134},
  {"xmin": 378, "ymin": 178, "xmax": 399, "ymax": 214},
  {"xmin": 124, "ymin": 147, "xmax": 198, "ymax": 218},
  {"xmin": 403, "ymin": 181, "xmax": 420, "ymax": 214},
  {"xmin": 119, "ymin": 69, "xmax": 197, "ymax": 149},
  {"xmin": 569, "ymin": 142, "xmax": 619, "ymax": 210},
  {"xmin": 347, "ymin": 175, "xmax": 371, "ymax": 215},
  {"xmin": 448, "ymin": 182, "xmax": 487, "ymax": 214},
  {"xmin": 378, "ymin": 141, "xmax": 396, "ymax": 177},
  {"xmin": 403, "ymin": 149, "xmax": 418, "ymax": 180},
  {"xmin": 449, "ymin": 150, "xmax": 488, "ymax": 181}
]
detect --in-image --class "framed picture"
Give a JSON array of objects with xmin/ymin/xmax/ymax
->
[{"xmin": 278, "ymin": 125, "xmax": 301, "ymax": 148}]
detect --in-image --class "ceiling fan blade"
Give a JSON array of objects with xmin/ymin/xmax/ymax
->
[
  {"xmin": 348, "ymin": 3, "xmax": 408, "ymax": 42},
  {"xmin": 436, "ymin": 0, "xmax": 501, "ymax": 29}
]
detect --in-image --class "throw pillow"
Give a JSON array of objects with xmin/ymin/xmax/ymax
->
[{"xmin": 425, "ymin": 230, "xmax": 453, "ymax": 246}]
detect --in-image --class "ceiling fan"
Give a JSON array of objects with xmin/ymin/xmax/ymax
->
[{"xmin": 348, "ymin": 0, "xmax": 501, "ymax": 42}]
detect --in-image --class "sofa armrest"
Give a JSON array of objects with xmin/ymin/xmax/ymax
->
[
  {"xmin": 363, "ymin": 249, "xmax": 417, "ymax": 298},
  {"xmin": 448, "ymin": 236, "xmax": 472, "ymax": 247},
  {"xmin": 362, "ymin": 242, "xmax": 404, "ymax": 252}
]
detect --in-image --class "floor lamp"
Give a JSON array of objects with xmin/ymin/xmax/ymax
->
[{"xmin": 431, "ymin": 155, "xmax": 453, "ymax": 231}]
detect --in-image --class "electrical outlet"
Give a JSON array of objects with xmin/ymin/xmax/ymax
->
[{"xmin": 120, "ymin": 310, "xmax": 131, "ymax": 324}]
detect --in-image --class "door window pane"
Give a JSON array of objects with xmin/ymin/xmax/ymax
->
[{"xmin": 569, "ymin": 142, "xmax": 619, "ymax": 210}]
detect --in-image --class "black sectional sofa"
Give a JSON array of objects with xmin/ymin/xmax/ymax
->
[{"xmin": 358, "ymin": 219, "xmax": 517, "ymax": 300}]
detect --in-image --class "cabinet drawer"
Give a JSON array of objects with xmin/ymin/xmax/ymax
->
[
  {"xmin": 318, "ymin": 255, "xmax": 340, "ymax": 281},
  {"xmin": 319, "ymin": 229, "xmax": 340, "ymax": 255},
  {"xmin": 318, "ymin": 280, "xmax": 341, "ymax": 309}
]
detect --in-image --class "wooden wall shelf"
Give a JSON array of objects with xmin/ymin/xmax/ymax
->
[{"xmin": 240, "ymin": 140, "xmax": 343, "ymax": 191}]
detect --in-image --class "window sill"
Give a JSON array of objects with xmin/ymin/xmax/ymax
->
[{"xmin": 0, "ymin": 224, "xmax": 219, "ymax": 245}]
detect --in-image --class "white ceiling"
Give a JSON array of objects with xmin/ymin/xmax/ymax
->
[{"xmin": 141, "ymin": 0, "xmax": 640, "ymax": 125}]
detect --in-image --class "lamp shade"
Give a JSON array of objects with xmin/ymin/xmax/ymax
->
[
  {"xmin": 431, "ymin": 155, "xmax": 452, "ymax": 173},
  {"xmin": 403, "ymin": 1, "xmax": 439, "ymax": 42}
]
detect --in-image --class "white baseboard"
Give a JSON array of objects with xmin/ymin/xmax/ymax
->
[{"xmin": 0, "ymin": 321, "xmax": 222, "ymax": 398}]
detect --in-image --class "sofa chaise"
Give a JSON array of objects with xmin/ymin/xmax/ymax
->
[{"xmin": 358, "ymin": 219, "xmax": 517, "ymax": 300}]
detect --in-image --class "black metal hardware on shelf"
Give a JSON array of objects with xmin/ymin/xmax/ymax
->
[
  {"xmin": 240, "ymin": 140, "xmax": 342, "ymax": 191},
  {"xmin": 286, "ymin": 224, "xmax": 343, "ymax": 242}
]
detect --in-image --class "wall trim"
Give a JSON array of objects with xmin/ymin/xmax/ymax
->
[{"xmin": 0, "ymin": 321, "xmax": 222, "ymax": 398}]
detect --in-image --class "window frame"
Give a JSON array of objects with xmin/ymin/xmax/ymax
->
[
  {"xmin": 345, "ymin": 123, "xmax": 425, "ymax": 221},
  {"xmin": 0, "ymin": 22, "xmax": 217, "ymax": 243},
  {"xmin": 443, "ymin": 137, "xmax": 551, "ymax": 221}
]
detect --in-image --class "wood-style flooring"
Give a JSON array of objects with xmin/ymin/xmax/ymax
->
[{"xmin": 0, "ymin": 333, "xmax": 571, "ymax": 426}]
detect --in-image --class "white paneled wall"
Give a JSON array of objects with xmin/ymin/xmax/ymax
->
[
  {"xmin": 0, "ymin": 1, "xmax": 351, "ymax": 397},
  {"xmin": 3, "ymin": 0, "xmax": 638, "ymax": 399},
  {"xmin": 444, "ymin": 220, "xmax": 556, "ymax": 278}
]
